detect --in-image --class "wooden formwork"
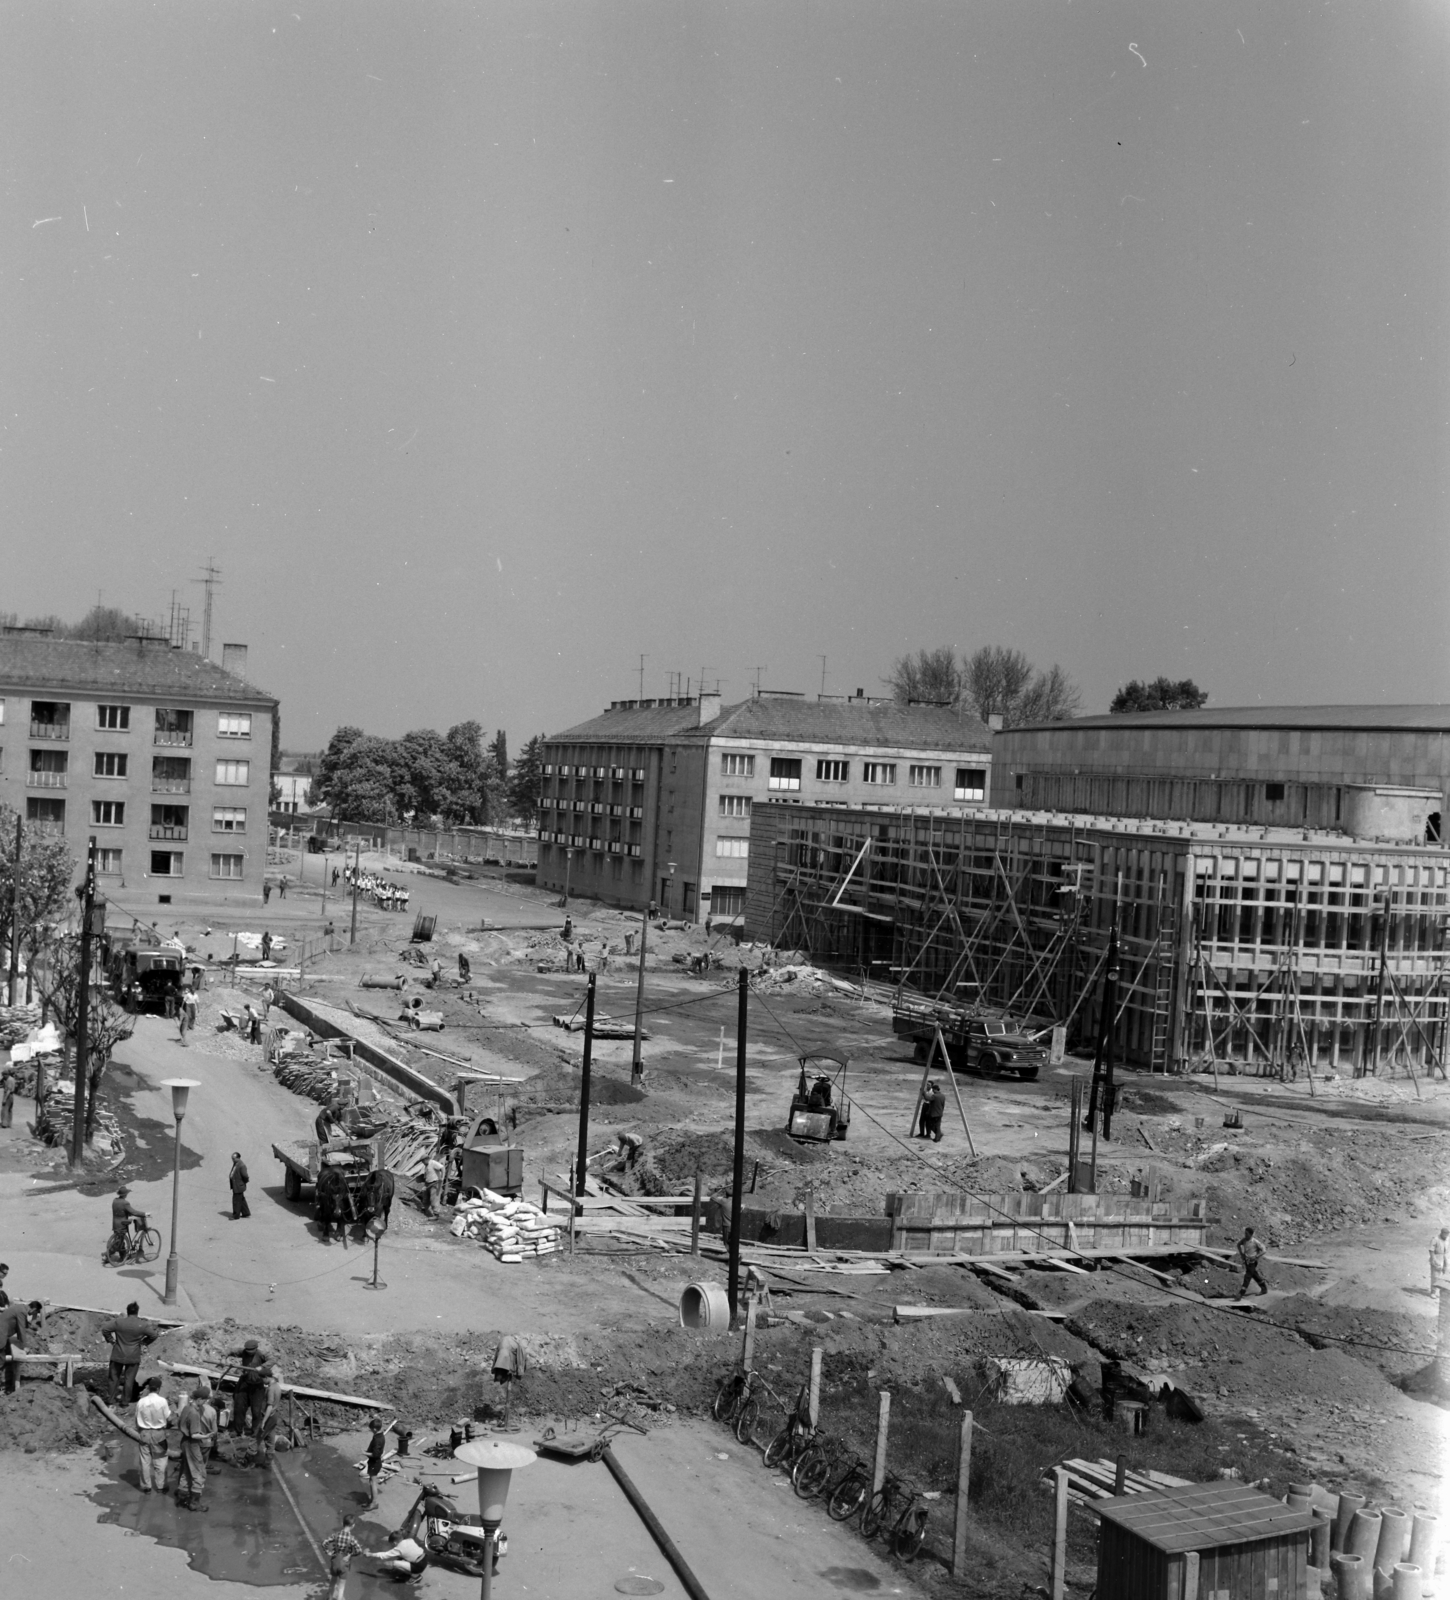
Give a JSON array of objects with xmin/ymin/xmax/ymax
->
[{"xmin": 887, "ymin": 1191, "xmax": 1207, "ymax": 1257}]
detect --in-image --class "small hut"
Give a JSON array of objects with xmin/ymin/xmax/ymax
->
[{"xmin": 1097, "ymin": 1481, "xmax": 1317, "ymax": 1600}]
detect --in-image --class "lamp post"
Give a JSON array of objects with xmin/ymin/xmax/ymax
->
[
  {"xmin": 562, "ymin": 847, "xmax": 574, "ymax": 913},
  {"xmin": 453, "ymin": 1439, "xmax": 536, "ymax": 1600},
  {"xmin": 160, "ymin": 1078, "xmax": 200, "ymax": 1307},
  {"xmin": 667, "ymin": 860, "xmax": 677, "ymax": 923}
]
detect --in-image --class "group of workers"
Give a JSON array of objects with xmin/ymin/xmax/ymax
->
[{"xmin": 342, "ymin": 865, "xmax": 411, "ymax": 912}]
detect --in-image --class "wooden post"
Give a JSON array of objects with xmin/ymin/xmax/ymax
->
[
  {"xmin": 741, "ymin": 1298, "xmax": 758, "ymax": 1372},
  {"xmin": 690, "ymin": 1170, "xmax": 701, "ymax": 1257},
  {"xmin": 805, "ymin": 1182, "xmax": 817, "ymax": 1253},
  {"xmin": 1050, "ymin": 1466, "xmax": 1069, "ymax": 1600},
  {"xmin": 942, "ymin": 1041, "xmax": 979, "ymax": 1157},
  {"xmin": 568, "ymin": 1202, "xmax": 576, "ymax": 1258},
  {"xmin": 808, "ymin": 1346, "xmax": 822, "ymax": 1430},
  {"xmin": 951, "ymin": 1409, "xmax": 973, "ymax": 1578},
  {"xmin": 908, "ymin": 1034, "xmax": 936, "ymax": 1133},
  {"xmin": 872, "ymin": 1390, "xmax": 891, "ymax": 1495},
  {"xmin": 1183, "ymin": 1551, "xmax": 1201, "ymax": 1600}
]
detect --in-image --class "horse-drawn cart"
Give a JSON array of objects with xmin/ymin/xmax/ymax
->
[{"xmin": 273, "ymin": 1135, "xmax": 391, "ymax": 1237}]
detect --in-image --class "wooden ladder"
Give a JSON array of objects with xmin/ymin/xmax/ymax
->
[{"xmin": 1148, "ymin": 950, "xmax": 1174, "ymax": 1074}]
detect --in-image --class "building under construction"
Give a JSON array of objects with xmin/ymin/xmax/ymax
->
[{"xmin": 744, "ymin": 803, "xmax": 1449, "ymax": 1078}]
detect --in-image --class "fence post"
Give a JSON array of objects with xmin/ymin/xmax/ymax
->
[
  {"xmin": 808, "ymin": 1347, "xmax": 823, "ymax": 1430},
  {"xmin": 872, "ymin": 1391, "xmax": 891, "ymax": 1495},
  {"xmin": 1050, "ymin": 1467, "xmax": 1069, "ymax": 1600},
  {"xmin": 741, "ymin": 1298, "xmax": 758, "ymax": 1372},
  {"xmin": 952, "ymin": 1409, "xmax": 973, "ymax": 1577}
]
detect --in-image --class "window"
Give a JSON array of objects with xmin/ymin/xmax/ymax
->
[
  {"xmin": 28, "ymin": 749, "xmax": 67, "ymax": 786},
  {"xmin": 94, "ymin": 752, "xmax": 129, "ymax": 778},
  {"xmin": 29, "ymin": 701, "xmax": 69, "ymax": 738},
  {"xmin": 711, "ymin": 886, "xmax": 747, "ymax": 917},
  {"xmin": 630, "ymin": 767, "xmax": 646, "ymax": 783},
  {"xmin": 150, "ymin": 851, "xmax": 183, "ymax": 877},
  {"xmin": 909, "ymin": 764, "xmax": 942, "ymax": 789},
  {"xmin": 153, "ymin": 756, "xmax": 191, "ymax": 791},
  {"xmin": 716, "ymin": 838, "xmax": 750, "ymax": 858},
  {"xmin": 92, "ymin": 801, "xmax": 126, "ymax": 826},
  {"xmin": 1265, "ymin": 783, "xmax": 1286, "ymax": 803},
  {"xmin": 215, "ymin": 760, "xmax": 250, "ymax": 786},
  {"xmin": 213, "ymin": 806, "xmax": 247, "ymax": 832},
  {"xmin": 592, "ymin": 766, "xmax": 606, "ymax": 779},
  {"xmin": 150, "ymin": 804, "xmax": 189, "ymax": 840},
  {"xmin": 816, "ymin": 759, "xmax": 849, "ymax": 783},
  {"xmin": 558, "ymin": 764, "xmax": 570, "ymax": 777},
  {"xmin": 97, "ymin": 705, "xmax": 130, "ymax": 731},
  {"xmin": 154, "ymin": 708, "xmax": 194, "ymax": 746},
  {"xmin": 210, "ymin": 853, "xmax": 244, "ymax": 880},
  {"xmin": 720, "ymin": 753, "xmax": 755, "ymax": 778},
  {"xmin": 218, "ymin": 712, "xmax": 252, "ymax": 739},
  {"xmin": 768, "ymin": 757, "xmax": 802, "ymax": 791},
  {"xmin": 610, "ymin": 767, "xmax": 625, "ymax": 781},
  {"xmin": 719, "ymin": 795, "xmax": 752, "ymax": 818},
  {"xmin": 26, "ymin": 797, "xmax": 64, "ymax": 829},
  {"xmin": 954, "ymin": 767, "xmax": 987, "ymax": 801},
  {"xmin": 863, "ymin": 762, "xmax": 896, "ymax": 785},
  {"xmin": 96, "ymin": 848, "xmax": 122, "ymax": 875},
  {"xmin": 543, "ymin": 763, "xmax": 554, "ymax": 776}
]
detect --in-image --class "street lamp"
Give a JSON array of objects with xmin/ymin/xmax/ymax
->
[
  {"xmin": 159, "ymin": 1078, "xmax": 199, "ymax": 1307},
  {"xmin": 667, "ymin": 860, "xmax": 676, "ymax": 922},
  {"xmin": 453, "ymin": 1439, "xmax": 536, "ymax": 1600},
  {"xmin": 562, "ymin": 847, "xmax": 574, "ymax": 912}
]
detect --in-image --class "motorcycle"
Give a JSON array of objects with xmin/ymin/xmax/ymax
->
[{"xmin": 392, "ymin": 1485, "xmax": 507, "ymax": 1577}]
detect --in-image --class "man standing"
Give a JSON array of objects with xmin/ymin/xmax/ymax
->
[
  {"xmin": 177, "ymin": 1382, "xmax": 217, "ymax": 1511},
  {"xmin": 229, "ymin": 1152, "xmax": 251, "ymax": 1220},
  {"xmin": 0, "ymin": 1068, "xmax": 15, "ymax": 1129},
  {"xmin": 178, "ymin": 984, "xmax": 197, "ymax": 1046},
  {"xmin": 1431, "ymin": 1227, "xmax": 1449, "ymax": 1296},
  {"xmin": 365, "ymin": 1415, "xmax": 388, "ymax": 1506},
  {"xmin": 263, "ymin": 882, "xmax": 272, "ymax": 905},
  {"xmin": 421, "ymin": 1151, "xmax": 445, "ymax": 1219},
  {"xmin": 261, "ymin": 930, "xmax": 273, "ymax": 962},
  {"xmin": 108, "ymin": 1185, "xmax": 146, "ymax": 1262},
  {"xmin": 1, "ymin": 1299, "xmax": 38, "ymax": 1395},
  {"xmin": 279, "ymin": 876, "xmax": 287, "ymax": 899},
  {"xmin": 255, "ymin": 1364, "xmax": 285, "ymax": 1465},
  {"xmin": 1237, "ymin": 1226, "xmax": 1269, "ymax": 1297},
  {"xmin": 323, "ymin": 1513, "xmax": 363, "ymax": 1600},
  {"xmin": 134, "ymin": 1376, "xmax": 172, "ymax": 1494},
  {"xmin": 457, "ymin": 952, "xmax": 471, "ymax": 985},
  {"xmin": 227, "ymin": 1338, "xmax": 271, "ymax": 1438},
  {"xmin": 100, "ymin": 1300, "xmax": 157, "ymax": 1406},
  {"xmin": 921, "ymin": 1082, "xmax": 946, "ymax": 1143}
]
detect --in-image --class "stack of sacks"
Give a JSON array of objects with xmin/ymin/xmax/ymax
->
[{"xmin": 450, "ymin": 1188, "xmax": 562, "ymax": 1262}]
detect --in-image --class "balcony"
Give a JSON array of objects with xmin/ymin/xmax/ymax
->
[
  {"xmin": 153, "ymin": 779, "xmax": 191, "ymax": 794},
  {"xmin": 29, "ymin": 721, "xmax": 69, "ymax": 740},
  {"xmin": 607, "ymin": 841, "xmax": 622, "ymax": 854},
  {"xmin": 149, "ymin": 825, "xmax": 188, "ymax": 841},
  {"xmin": 154, "ymin": 729, "xmax": 193, "ymax": 747},
  {"xmin": 628, "ymin": 806, "xmax": 644, "ymax": 820},
  {"xmin": 626, "ymin": 844, "xmax": 642, "ymax": 858},
  {"xmin": 26, "ymin": 771, "xmax": 67, "ymax": 789},
  {"xmin": 27, "ymin": 819, "xmax": 65, "ymax": 838}
]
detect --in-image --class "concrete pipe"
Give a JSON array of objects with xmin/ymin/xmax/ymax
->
[
  {"xmin": 678, "ymin": 1282, "xmax": 731, "ymax": 1331},
  {"xmin": 1409, "ymin": 1512, "xmax": 1439, "ymax": 1577},
  {"xmin": 1310, "ymin": 1513, "xmax": 1331, "ymax": 1571},
  {"xmin": 1336, "ymin": 1493, "xmax": 1367, "ymax": 1554},
  {"xmin": 1376, "ymin": 1509, "xmax": 1411, "ymax": 1575},
  {"xmin": 1392, "ymin": 1565, "xmax": 1422, "ymax": 1600},
  {"xmin": 1332, "ymin": 1553, "xmax": 1370, "ymax": 1600},
  {"xmin": 1287, "ymin": 1484, "xmax": 1316, "ymax": 1512},
  {"xmin": 1349, "ymin": 1509, "xmax": 1384, "ymax": 1562}
]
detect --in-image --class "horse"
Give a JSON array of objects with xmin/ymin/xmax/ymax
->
[
  {"xmin": 362, "ymin": 1168, "xmax": 395, "ymax": 1233},
  {"xmin": 315, "ymin": 1166, "xmax": 352, "ymax": 1244}
]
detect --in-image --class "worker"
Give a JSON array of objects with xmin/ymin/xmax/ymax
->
[
  {"xmin": 106, "ymin": 1185, "xmax": 146, "ymax": 1264},
  {"xmin": 100, "ymin": 1300, "xmax": 158, "ymax": 1406},
  {"xmin": 227, "ymin": 1338, "xmax": 272, "ymax": 1437},
  {"xmin": 624, "ymin": 929, "xmax": 637, "ymax": 957},
  {"xmin": 255, "ymin": 1364, "xmax": 285, "ymax": 1465},
  {"xmin": 807, "ymin": 1075, "xmax": 832, "ymax": 1112},
  {"xmin": 134, "ymin": 1375, "xmax": 172, "ymax": 1494},
  {"xmin": 1, "ymin": 1300, "xmax": 40, "ymax": 1395},
  {"xmin": 177, "ymin": 1383, "xmax": 217, "ymax": 1511},
  {"xmin": 1431, "ymin": 1227, "xmax": 1449, "ymax": 1296},
  {"xmin": 457, "ymin": 952, "xmax": 471, "ymax": 984},
  {"xmin": 1236, "ymin": 1226, "xmax": 1269, "ymax": 1297},
  {"xmin": 229, "ymin": 1152, "xmax": 251, "ymax": 1220},
  {"xmin": 562, "ymin": 916, "xmax": 573, "ymax": 942},
  {"xmin": 920, "ymin": 1082, "xmax": 946, "ymax": 1143},
  {"xmin": 0, "ymin": 1069, "xmax": 15, "ymax": 1129},
  {"xmin": 178, "ymin": 984, "xmax": 198, "ymax": 1045},
  {"xmin": 368, "ymin": 1533, "xmax": 430, "ymax": 1581},
  {"xmin": 421, "ymin": 1150, "xmax": 445, "ymax": 1219},
  {"xmin": 429, "ymin": 956, "xmax": 443, "ymax": 989},
  {"xmin": 324, "ymin": 1513, "xmax": 364, "ymax": 1600},
  {"xmin": 315, "ymin": 1101, "xmax": 338, "ymax": 1147},
  {"xmin": 261, "ymin": 930, "xmax": 273, "ymax": 962},
  {"xmin": 365, "ymin": 1415, "xmax": 389, "ymax": 1506},
  {"xmin": 0, "ymin": 1261, "xmax": 9, "ymax": 1308},
  {"xmin": 614, "ymin": 1131, "xmax": 644, "ymax": 1171}
]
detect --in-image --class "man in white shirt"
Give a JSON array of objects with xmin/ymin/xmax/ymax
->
[
  {"xmin": 421, "ymin": 1152, "xmax": 445, "ymax": 1218},
  {"xmin": 368, "ymin": 1535, "xmax": 430, "ymax": 1581},
  {"xmin": 134, "ymin": 1376, "xmax": 172, "ymax": 1494}
]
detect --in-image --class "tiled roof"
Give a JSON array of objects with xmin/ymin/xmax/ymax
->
[
  {"xmin": 698, "ymin": 696, "xmax": 991, "ymax": 753},
  {"xmin": 0, "ymin": 637, "xmax": 276, "ymax": 705},
  {"xmin": 1096, "ymin": 1482, "xmax": 1317, "ymax": 1554},
  {"xmin": 548, "ymin": 703, "xmax": 710, "ymax": 744},
  {"xmin": 1009, "ymin": 705, "xmax": 1450, "ymax": 735}
]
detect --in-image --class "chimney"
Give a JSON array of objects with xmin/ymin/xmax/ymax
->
[
  {"xmin": 221, "ymin": 643, "xmax": 248, "ymax": 677},
  {"xmin": 987, "ymin": 713, "xmax": 1004, "ymax": 733},
  {"xmin": 698, "ymin": 691, "xmax": 722, "ymax": 726}
]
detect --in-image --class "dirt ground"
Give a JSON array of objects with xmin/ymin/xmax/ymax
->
[{"xmin": 6, "ymin": 849, "xmax": 1450, "ymax": 1597}]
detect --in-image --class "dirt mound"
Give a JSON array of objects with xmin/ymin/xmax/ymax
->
[
  {"xmin": 0, "ymin": 1383, "xmax": 102, "ymax": 1452},
  {"xmin": 514, "ymin": 1065, "xmax": 647, "ymax": 1111},
  {"xmin": 1266, "ymin": 1295, "xmax": 1433, "ymax": 1381}
]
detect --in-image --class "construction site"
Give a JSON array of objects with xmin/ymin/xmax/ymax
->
[{"xmin": 2, "ymin": 841, "xmax": 1449, "ymax": 1600}]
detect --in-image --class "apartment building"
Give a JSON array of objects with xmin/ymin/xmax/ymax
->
[
  {"xmin": 0, "ymin": 634, "xmax": 278, "ymax": 906},
  {"xmin": 538, "ymin": 691, "xmax": 992, "ymax": 922}
]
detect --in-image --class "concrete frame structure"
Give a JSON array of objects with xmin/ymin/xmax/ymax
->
[
  {"xmin": 745, "ymin": 801, "xmax": 1449, "ymax": 1078},
  {"xmin": 538, "ymin": 693, "xmax": 993, "ymax": 922},
  {"xmin": 992, "ymin": 705, "xmax": 1450, "ymax": 839},
  {"xmin": 0, "ymin": 635, "xmax": 276, "ymax": 906}
]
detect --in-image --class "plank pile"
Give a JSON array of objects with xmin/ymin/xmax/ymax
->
[
  {"xmin": 1047, "ymin": 1456, "xmax": 1193, "ymax": 1508},
  {"xmin": 452, "ymin": 1190, "xmax": 562, "ymax": 1262},
  {"xmin": 0, "ymin": 1002, "xmax": 42, "ymax": 1050}
]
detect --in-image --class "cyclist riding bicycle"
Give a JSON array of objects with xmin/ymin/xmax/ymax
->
[{"xmin": 108, "ymin": 1186, "xmax": 147, "ymax": 1263}]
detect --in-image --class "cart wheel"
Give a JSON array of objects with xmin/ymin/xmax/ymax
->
[
  {"xmin": 589, "ymin": 1438, "xmax": 606, "ymax": 1462},
  {"xmin": 793, "ymin": 1449, "xmax": 832, "ymax": 1500},
  {"xmin": 894, "ymin": 1506, "xmax": 929, "ymax": 1562},
  {"xmin": 733, "ymin": 1397, "xmax": 760, "ymax": 1445},
  {"xmin": 284, "ymin": 1166, "xmax": 302, "ymax": 1202}
]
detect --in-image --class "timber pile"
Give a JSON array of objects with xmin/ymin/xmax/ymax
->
[
  {"xmin": 35, "ymin": 1077, "xmax": 123, "ymax": 1156},
  {"xmin": 271, "ymin": 1051, "xmax": 446, "ymax": 1181},
  {"xmin": 0, "ymin": 1003, "xmax": 42, "ymax": 1049},
  {"xmin": 1048, "ymin": 1457, "xmax": 1193, "ymax": 1508},
  {"xmin": 552, "ymin": 1013, "xmax": 646, "ymax": 1039},
  {"xmin": 379, "ymin": 1122, "xmax": 441, "ymax": 1180},
  {"xmin": 452, "ymin": 1190, "xmax": 562, "ymax": 1262}
]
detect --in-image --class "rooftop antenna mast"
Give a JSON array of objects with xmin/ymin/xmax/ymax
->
[
  {"xmin": 638, "ymin": 654, "xmax": 647, "ymax": 701},
  {"xmin": 751, "ymin": 665, "xmax": 766, "ymax": 696},
  {"xmin": 194, "ymin": 558, "xmax": 222, "ymax": 660},
  {"xmin": 819, "ymin": 655, "xmax": 828, "ymax": 697}
]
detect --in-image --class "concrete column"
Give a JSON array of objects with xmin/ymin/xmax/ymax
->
[
  {"xmin": 1376, "ymin": 1508, "xmax": 1411, "ymax": 1575},
  {"xmin": 1348, "ymin": 1508, "xmax": 1384, "ymax": 1562},
  {"xmin": 871, "ymin": 1391, "xmax": 891, "ymax": 1495}
]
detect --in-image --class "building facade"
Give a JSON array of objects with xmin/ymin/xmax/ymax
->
[
  {"xmin": 992, "ymin": 706, "xmax": 1450, "ymax": 839},
  {"xmin": 538, "ymin": 692, "xmax": 993, "ymax": 922},
  {"xmin": 0, "ymin": 635, "xmax": 277, "ymax": 906}
]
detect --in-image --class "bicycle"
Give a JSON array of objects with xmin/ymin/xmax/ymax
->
[
  {"xmin": 762, "ymin": 1385, "xmax": 814, "ymax": 1473},
  {"xmin": 861, "ymin": 1472, "xmax": 930, "ymax": 1561},
  {"xmin": 791, "ymin": 1432, "xmax": 850, "ymax": 1500},
  {"xmin": 824, "ymin": 1457, "xmax": 874, "ymax": 1523},
  {"xmin": 710, "ymin": 1367, "xmax": 786, "ymax": 1446},
  {"xmin": 104, "ymin": 1216, "xmax": 162, "ymax": 1266}
]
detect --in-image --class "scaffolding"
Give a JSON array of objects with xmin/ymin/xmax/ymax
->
[{"xmin": 745, "ymin": 805, "xmax": 1450, "ymax": 1078}]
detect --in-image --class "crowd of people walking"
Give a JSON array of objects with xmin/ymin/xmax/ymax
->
[{"xmin": 342, "ymin": 864, "xmax": 411, "ymax": 912}]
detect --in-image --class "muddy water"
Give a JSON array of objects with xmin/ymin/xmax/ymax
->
[{"xmin": 89, "ymin": 1436, "xmax": 404, "ymax": 1594}]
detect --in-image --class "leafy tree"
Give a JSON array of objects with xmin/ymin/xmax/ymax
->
[
  {"xmin": 885, "ymin": 647, "xmax": 964, "ymax": 707},
  {"xmin": 507, "ymin": 735, "xmax": 545, "ymax": 826},
  {"xmin": 32, "ymin": 928, "xmax": 135, "ymax": 1151},
  {"xmin": 312, "ymin": 726, "xmax": 368, "ymax": 809},
  {"xmin": 319, "ymin": 734, "xmax": 403, "ymax": 823},
  {"xmin": 488, "ymin": 730, "xmax": 509, "ymax": 778},
  {"xmin": 1110, "ymin": 677, "xmax": 1209, "ymax": 714},
  {"xmin": 0, "ymin": 808, "xmax": 76, "ymax": 997},
  {"xmin": 888, "ymin": 646, "xmax": 1081, "ymax": 727}
]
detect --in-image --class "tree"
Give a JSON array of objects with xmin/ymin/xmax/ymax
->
[
  {"xmin": 32, "ymin": 929, "xmax": 135, "ymax": 1148},
  {"xmin": 885, "ymin": 647, "xmax": 964, "ymax": 707},
  {"xmin": 507, "ymin": 736, "xmax": 545, "ymax": 826},
  {"xmin": 319, "ymin": 734, "xmax": 403, "ymax": 823},
  {"xmin": 1110, "ymin": 677, "xmax": 1209, "ymax": 714},
  {"xmin": 0, "ymin": 808, "xmax": 76, "ymax": 998},
  {"xmin": 963, "ymin": 646, "xmax": 1081, "ymax": 727},
  {"xmin": 312, "ymin": 726, "xmax": 368, "ymax": 810}
]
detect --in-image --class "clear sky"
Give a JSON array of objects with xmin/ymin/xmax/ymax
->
[{"xmin": 2, "ymin": 1, "xmax": 1445, "ymax": 749}]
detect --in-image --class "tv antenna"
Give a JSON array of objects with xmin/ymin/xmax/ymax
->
[
  {"xmin": 637, "ymin": 654, "xmax": 647, "ymax": 701},
  {"xmin": 193, "ymin": 558, "xmax": 222, "ymax": 659}
]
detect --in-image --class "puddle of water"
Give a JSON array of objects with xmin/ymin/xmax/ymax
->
[
  {"xmin": 819, "ymin": 1568, "xmax": 883, "ymax": 1593},
  {"xmin": 89, "ymin": 1435, "xmax": 408, "ymax": 1593}
]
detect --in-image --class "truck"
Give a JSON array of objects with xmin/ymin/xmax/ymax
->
[
  {"xmin": 102, "ymin": 930, "xmax": 186, "ymax": 1015},
  {"xmin": 892, "ymin": 997, "xmax": 1049, "ymax": 1081}
]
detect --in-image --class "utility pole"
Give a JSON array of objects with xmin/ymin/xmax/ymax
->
[
  {"xmin": 575, "ymin": 973, "xmax": 596, "ymax": 1198},
  {"xmin": 1100, "ymin": 925, "xmax": 1122, "ymax": 1141},
  {"xmin": 70, "ymin": 837, "xmax": 98, "ymax": 1167},
  {"xmin": 819, "ymin": 656, "xmax": 828, "ymax": 697},
  {"xmin": 629, "ymin": 913, "xmax": 649, "ymax": 1087},
  {"xmin": 1368, "ymin": 890, "xmax": 1391, "ymax": 1077},
  {"xmin": 727, "ymin": 967, "xmax": 748, "ymax": 1324},
  {"xmin": 349, "ymin": 839, "xmax": 361, "ymax": 946},
  {"xmin": 6, "ymin": 812, "xmax": 21, "ymax": 1005},
  {"xmin": 193, "ymin": 558, "xmax": 222, "ymax": 660}
]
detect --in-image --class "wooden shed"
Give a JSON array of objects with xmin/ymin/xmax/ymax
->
[{"xmin": 1096, "ymin": 1482, "xmax": 1317, "ymax": 1600}]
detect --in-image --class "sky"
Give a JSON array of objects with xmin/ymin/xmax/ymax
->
[{"xmin": 2, "ymin": 1, "xmax": 1446, "ymax": 751}]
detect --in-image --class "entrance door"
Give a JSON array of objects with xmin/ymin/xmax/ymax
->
[{"xmin": 683, "ymin": 882, "xmax": 696, "ymax": 918}]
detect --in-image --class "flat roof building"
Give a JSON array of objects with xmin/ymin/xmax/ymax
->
[{"xmin": 0, "ymin": 635, "xmax": 277, "ymax": 906}]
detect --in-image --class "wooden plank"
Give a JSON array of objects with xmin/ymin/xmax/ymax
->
[{"xmin": 159, "ymin": 1360, "xmax": 386, "ymax": 1410}]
